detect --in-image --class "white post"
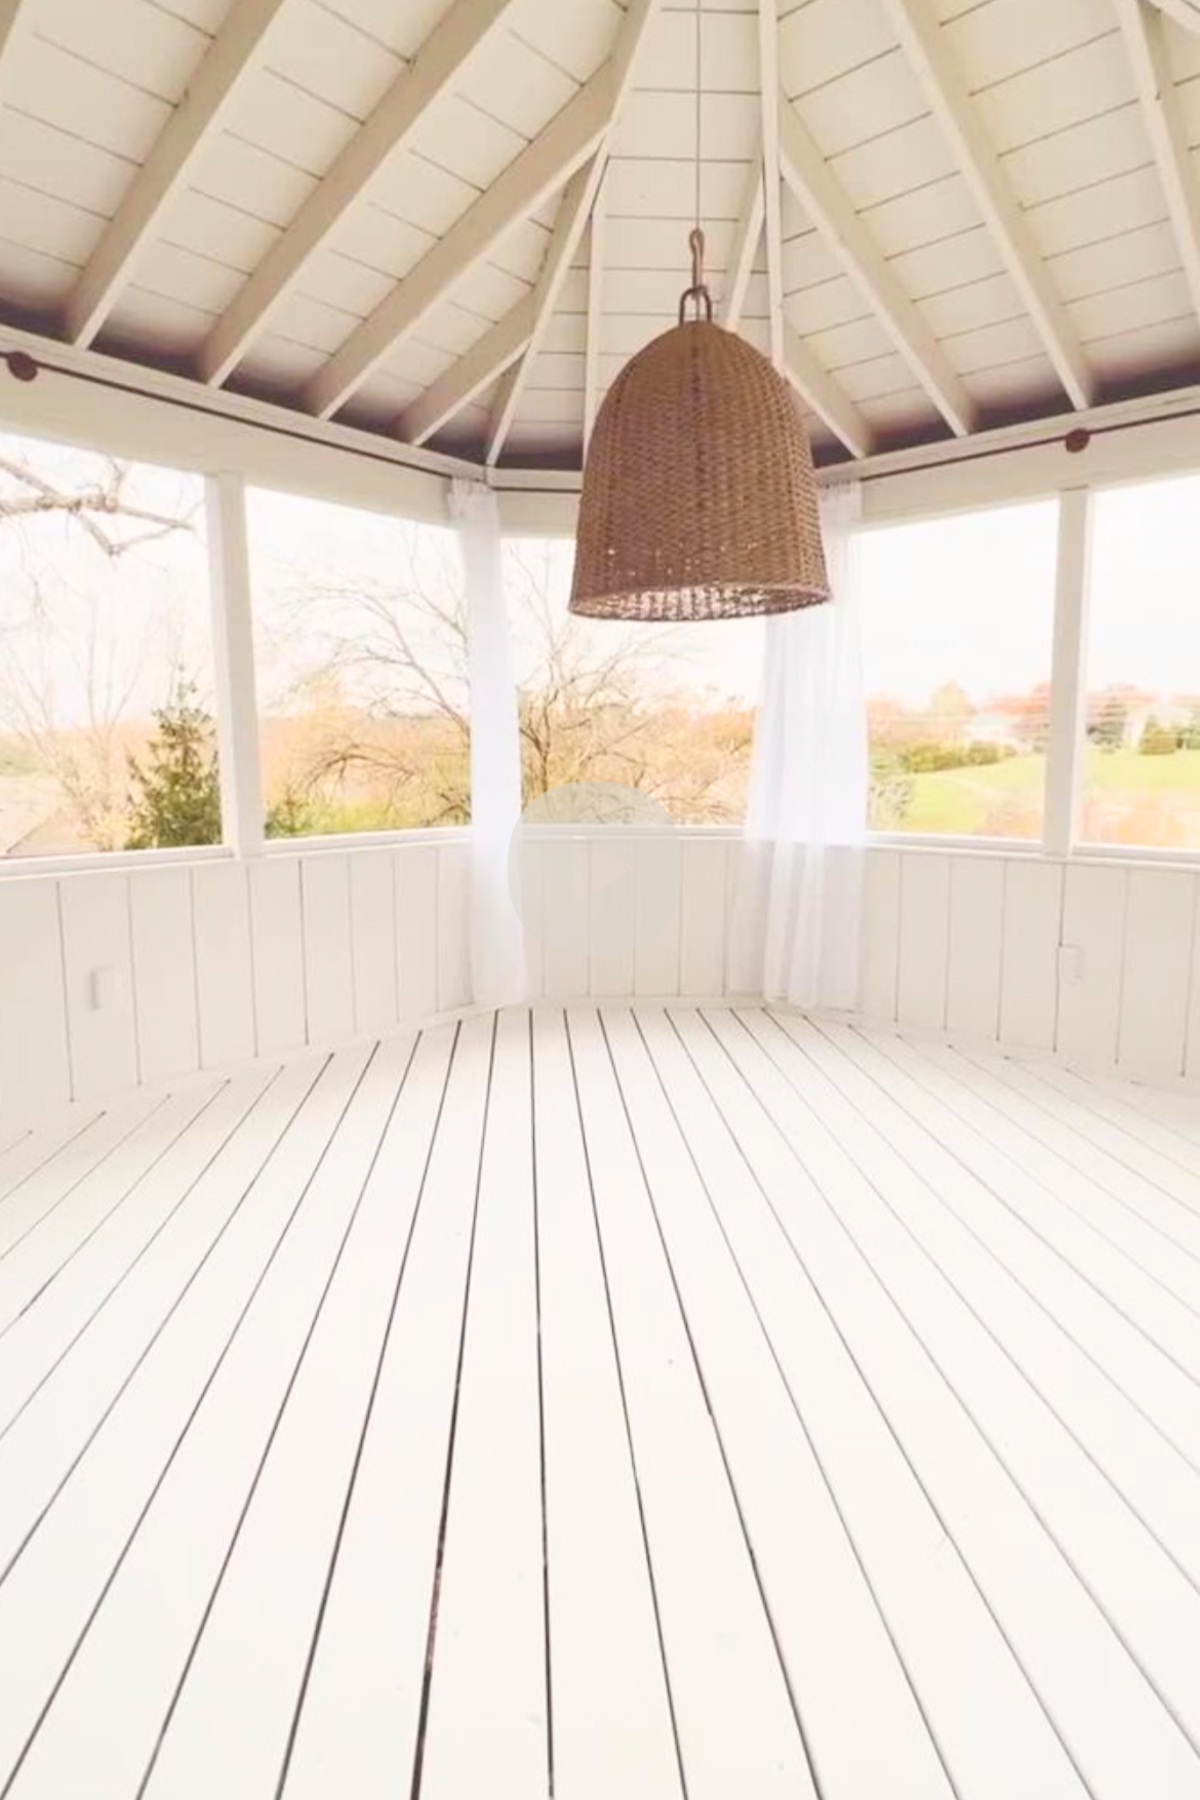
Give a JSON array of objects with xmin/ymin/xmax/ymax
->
[
  {"xmin": 1043, "ymin": 484, "xmax": 1092, "ymax": 857},
  {"xmin": 205, "ymin": 470, "xmax": 264, "ymax": 856}
]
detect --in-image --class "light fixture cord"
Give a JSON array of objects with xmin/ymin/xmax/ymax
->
[
  {"xmin": 696, "ymin": 0, "xmax": 706, "ymax": 243},
  {"xmin": 691, "ymin": 0, "xmax": 707, "ymax": 307},
  {"xmin": 694, "ymin": 0, "xmax": 702, "ymax": 234},
  {"xmin": 677, "ymin": 0, "xmax": 708, "ymax": 322}
]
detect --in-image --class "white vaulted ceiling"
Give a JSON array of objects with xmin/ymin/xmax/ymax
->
[{"xmin": 2, "ymin": 0, "xmax": 1200, "ymax": 470}]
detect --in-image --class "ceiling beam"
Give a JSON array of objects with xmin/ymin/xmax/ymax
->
[
  {"xmin": 878, "ymin": 0, "xmax": 1093, "ymax": 409},
  {"xmin": 724, "ymin": 158, "xmax": 764, "ymax": 331},
  {"xmin": 197, "ymin": 0, "xmax": 518, "ymax": 387},
  {"xmin": 784, "ymin": 325, "xmax": 873, "ymax": 459},
  {"xmin": 583, "ymin": 177, "xmax": 607, "ymax": 456},
  {"xmin": 1145, "ymin": 0, "xmax": 1200, "ymax": 35},
  {"xmin": 0, "ymin": 0, "xmax": 28, "ymax": 64},
  {"xmin": 482, "ymin": 159, "xmax": 598, "ymax": 463},
  {"xmin": 303, "ymin": 71, "xmax": 617, "ymax": 420},
  {"xmin": 758, "ymin": 0, "xmax": 785, "ymax": 368},
  {"xmin": 0, "ymin": 0, "xmax": 33, "ymax": 114},
  {"xmin": 1113, "ymin": 0, "xmax": 1200, "ymax": 324},
  {"xmin": 777, "ymin": 91, "xmax": 977, "ymax": 435},
  {"xmin": 63, "ymin": 0, "xmax": 290, "ymax": 349},
  {"xmin": 483, "ymin": 0, "xmax": 659, "ymax": 466},
  {"xmin": 395, "ymin": 155, "xmax": 606, "ymax": 451},
  {"xmin": 398, "ymin": 295, "xmax": 535, "ymax": 447}
]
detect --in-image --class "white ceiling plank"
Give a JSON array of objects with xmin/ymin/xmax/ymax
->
[
  {"xmin": 877, "ymin": 0, "xmax": 1094, "ymax": 411},
  {"xmin": 196, "ymin": 0, "xmax": 519, "ymax": 385},
  {"xmin": 397, "ymin": 291, "xmax": 536, "ymax": 445},
  {"xmin": 484, "ymin": 0, "xmax": 661, "ymax": 463},
  {"xmin": 62, "ymin": 0, "xmax": 290, "ymax": 348},
  {"xmin": 777, "ymin": 90, "xmax": 977, "ymax": 435},
  {"xmin": 724, "ymin": 154, "xmax": 764, "ymax": 330},
  {"xmin": 583, "ymin": 175, "xmax": 607, "ymax": 454},
  {"xmin": 758, "ymin": 0, "xmax": 784, "ymax": 367},
  {"xmin": 303, "ymin": 70, "xmax": 618, "ymax": 419},
  {"xmin": 1145, "ymin": 0, "xmax": 1200, "ymax": 35},
  {"xmin": 1113, "ymin": 0, "xmax": 1200, "ymax": 326},
  {"xmin": 784, "ymin": 323, "xmax": 873, "ymax": 458}
]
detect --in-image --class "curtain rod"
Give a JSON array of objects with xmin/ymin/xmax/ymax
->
[
  {"xmin": 852, "ymin": 404, "xmax": 1200, "ymax": 485},
  {"xmin": 0, "ymin": 348, "xmax": 480, "ymax": 487},
  {"xmin": 9, "ymin": 347, "xmax": 1200, "ymax": 497},
  {"xmin": 468, "ymin": 400, "xmax": 1200, "ymax": 495}
]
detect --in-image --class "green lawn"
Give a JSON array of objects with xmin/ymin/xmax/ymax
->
[{"xmin": 880, "ymin": 746, "xmax": 1200, "ymax": 842}]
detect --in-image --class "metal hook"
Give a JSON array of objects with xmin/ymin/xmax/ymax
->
[
  {"xmin": 679, "ymin": 227, "xmax": 712, "ymax": 323},
  {"xmin": 689, "ymin": 227, "xmax": 705, "ymax": 290}
]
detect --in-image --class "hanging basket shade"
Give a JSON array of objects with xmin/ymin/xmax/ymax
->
[{"xmin": 570, "ymin": 315, "xmax": 830, "ymax": 621}]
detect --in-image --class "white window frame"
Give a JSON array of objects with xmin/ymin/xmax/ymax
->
[
  {"xmin": 6, "ymin": 341, "xmax": 1200, "ymax": 874},
  {"xmin": 862, "ymin": 464, "xmax": 1200, "ymax": 866}
]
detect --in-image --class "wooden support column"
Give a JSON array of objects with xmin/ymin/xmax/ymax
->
[
  {"xmin": 1044, "ymin": 486, "xmax": 1093, "ymax": 857},
  {"xmin": 206, "ymin": 471, "xmax": 264, "ymax": 857}
]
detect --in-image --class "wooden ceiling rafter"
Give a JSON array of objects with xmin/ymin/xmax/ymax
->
[{"xmin": 64, "ymin": 0, "xmax": 290, "ymax": 349}]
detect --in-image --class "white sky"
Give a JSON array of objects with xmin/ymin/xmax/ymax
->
[
  {"xmin": 0, "ymin": 435, "xmax": 210, "ymax": 729},
  {"xmin": 860, "ymin": 499, "xmax": 1058, "ymax": 706},
  {"xmin": 1087, "ymin": 475, "xmax": 1200, "ymax": 696},
  {"xmin": 861, "ymin": 475, "xmax": 1200, "ymax": 707}
]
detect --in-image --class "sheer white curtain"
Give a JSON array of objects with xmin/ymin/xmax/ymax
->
[
  {"xmin": 729, "ymin": 481, "xmax": 868, "ymax": 1009},
  {"xmin": 449, "ymin": 478, "xmax": 527, "ymax": 1007}
]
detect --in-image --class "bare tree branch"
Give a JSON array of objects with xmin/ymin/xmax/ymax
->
[{"xmin": 0, "ymin": 453, "xmax": 197, "ymax": 557}]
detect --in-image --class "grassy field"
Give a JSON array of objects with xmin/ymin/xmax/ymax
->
[{"xmin": 883, "ymin": 746, "xmax": 1200, "ymax": 843}]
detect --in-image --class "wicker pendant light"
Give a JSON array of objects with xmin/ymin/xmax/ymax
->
[
  {"xmin": 570, "ymin": 0, "xmax": 828, "ymax": 622},
  {"xmin": 570, "ymin": 234, "xmax": 829, "ymax": 621}
]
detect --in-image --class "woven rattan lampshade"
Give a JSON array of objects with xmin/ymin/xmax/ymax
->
[{"xmin": 570, "ymin": 284, "xmax": 829, "ymax": 621}]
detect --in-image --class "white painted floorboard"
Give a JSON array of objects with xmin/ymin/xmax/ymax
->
[{"xmin": 0, "ymin": 1009, "xmax": 1198, "ymax": 1800}]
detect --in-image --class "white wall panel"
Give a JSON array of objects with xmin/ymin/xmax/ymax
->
[
  {"xmin": 1119, "ymin": 867, "xmax": 1195, "ymax": 1080},
  {"xmin": 541, "ymin": 838, "xmax": 590, "ymax": 1000},
  {"xmin": 998, "ymin": 859, "xmax": 1062, "ymax": 1051},
  {"xmin": 129, "ymin": 865, "xmax": 200, "ymax": 1084},
  {"xmin": 436, "ymin": 841, "xmax": 471, "ymax": 1014},
  {"xmin": 897, "ymin": 853, "xmax": 950, "ymax": 1029},
  {"xmin": 1186, "ymin": 885, "xmax": 1200, "ymax": 1086},
  {"xmin": 249, "ymin": 857, "xmax": 306, "ymax": 1055},
  {"xmin": 1058, "ymin": 862, "xmax": 1127, "ymax": 1071},
  {"xmin": 350, "ymin": 850, "xmax": 399, "ymax": 1037},
  {"xmin": 8, "ymin": 836, "xmax": 1200, "ymax": 1124},
  {"xmin": 302, "ymin": 855, "xmax": 355, "ymax": 1046},
  {"xmin": 680, "ymin": 839, "xmax": 729, "ymax": 997},
  {"xmin": 395, "ymin": 844, "xmax": 439, "ymax": 1024},
  {"xmin": 60, "ymin": 873, "xmax": 139, "ymax": 1102},
  {"xmin": 589, "ymin": 839, "xmax": 636, "ymax": 998},
  {"xmin": 945, "ymin": 857, "xmax": 1004, "ymax": 1040},
  {"xmin": 518, "ymin": 837, "xmax": 545, "ymax": 1002},
  {"xmin": 635, "ymin": 836, "xmax": 682, "ymax": 997},
  {"xmin": 0, "ymin": 879, "xmax": 71, "ymax": 1117},
  {"xmin": 192, "ymin": 861, "xmax": 256, "ymax": 1071},
  {"xmin": 859, "ymin": 849, "xmax": 900, "ymax": 1021}
]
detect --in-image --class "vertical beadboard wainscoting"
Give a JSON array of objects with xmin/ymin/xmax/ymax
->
[
  {"xmin": 0, "ymin": 831, "xmax": 743, "ymax": 1125},
  {"xmin": 863, "ymin": 848, "xmax": 1200, "ymax": 1085},
  {"xmin": 0, "ymin": 839, "xmax": 471, "ymax": 1124},
  {"xmin": 5, "ymin": 834, "xmax": 1199, "ymax": 1125},
  {"xmin": 519, "ymin": 831, "xmax": 736, "ymax": 1004}
]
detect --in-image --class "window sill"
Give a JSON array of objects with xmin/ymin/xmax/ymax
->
[
  {"xmin": 867, "ymin": 832, "xmax": 1200, "ymax": 870},
  {"xmin": 0, "ymin": 844, "xmax": 233, "ymax": 881}
]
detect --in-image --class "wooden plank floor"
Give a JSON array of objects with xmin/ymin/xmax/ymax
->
[{"xmin": 1, "ymin": 1007, "xmax": 1199, "ymax": 1800}]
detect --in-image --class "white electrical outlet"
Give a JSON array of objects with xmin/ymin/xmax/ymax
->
[
  {"xmin": 1058, "ymin": 944, "xmax": 1084, "ymax": 986},
  {"xmin": 87, "ymin": 966, "xmax": 117, "ymax": 1011}
]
